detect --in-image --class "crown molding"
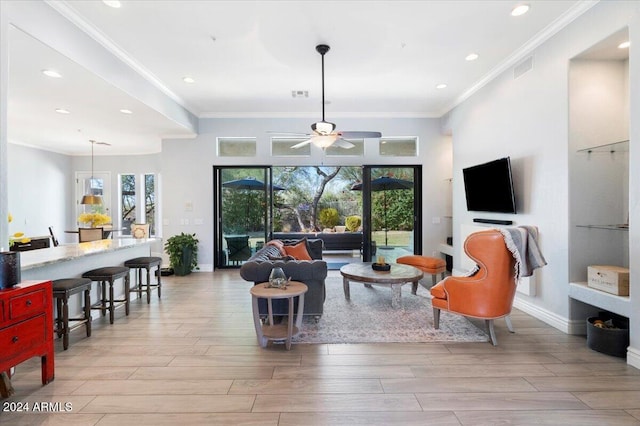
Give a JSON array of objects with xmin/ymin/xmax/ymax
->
[
  {"xmin": 198, "ymin": 111, "xmax": 438, "ymax": 119},
  {"xmin": 439, "ymin": 0, "xmax": 600, "ymax": 116}
]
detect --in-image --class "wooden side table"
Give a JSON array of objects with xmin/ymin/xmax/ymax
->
[{"xmin": 250, "ymin": 281, "xmax": 308, "ymax": 350}]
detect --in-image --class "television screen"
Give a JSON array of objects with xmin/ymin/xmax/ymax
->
[{"xmin": 463, "ymin": 157, "xmax": 517, "ymax": 214}]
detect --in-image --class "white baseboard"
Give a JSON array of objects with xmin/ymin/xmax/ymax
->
[
  {"xmin": 197, "ymin": 263, "xmax": 213, "ymax": 272},
  {"xmin": 513, "ymin": 296, "xmax": 585, "ymax": 335},
  {"xmin": 626, "ymin": 347, "xmax": 640, "ymax": 369}
]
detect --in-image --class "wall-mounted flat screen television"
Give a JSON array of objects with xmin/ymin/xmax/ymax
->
[{"xmin": 463, "ymin": 157, "xmax": 517, "ymax": 214}]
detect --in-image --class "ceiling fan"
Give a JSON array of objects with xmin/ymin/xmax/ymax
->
[{"xmin": 272, "ymin": 44, "xmax": 382, "ymax": 150}]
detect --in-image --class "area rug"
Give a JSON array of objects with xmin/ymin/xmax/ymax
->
[{"xmin": 293, "ymin": 277, "xmax": 489, "ymax": 344}]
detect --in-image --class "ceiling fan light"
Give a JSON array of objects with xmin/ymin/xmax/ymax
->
[
  {"xmin": 311, "ymin": 121, "xmax": 336, "ymax": 135},
  {"xmin": 313, "ymin": 135, "xmax": 338, "ymax": 149}
]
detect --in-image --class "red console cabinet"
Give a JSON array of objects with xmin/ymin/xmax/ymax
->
[{"xmin": 0, "ymin": 280, "xmax": 55, "ymax": 386}]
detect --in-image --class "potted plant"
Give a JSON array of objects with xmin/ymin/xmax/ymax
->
[{"xmin": 165, "ymin": 232, "xmax": 199, "ymax": 276}]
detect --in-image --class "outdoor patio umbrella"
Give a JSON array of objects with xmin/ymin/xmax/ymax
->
[
  {"xmin": 222, "ymin": 176, "xmax": 285, "ymax": 192},
  {"xmin": 351, "ymin": 176, "xmax": 413, "ymax": 248},
  {"xmin": 222, "ymin": 177, "xmax": 285, "ymax": 232}
]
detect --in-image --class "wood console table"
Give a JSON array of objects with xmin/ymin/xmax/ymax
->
[{"xmin": 0, "ymin": 280, "xmax": 55, "ymax": 397}]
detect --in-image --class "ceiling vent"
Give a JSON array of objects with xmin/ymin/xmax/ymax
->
[
  {"xmin": 514, "ymin": 56, "xmax": 534, "ymax": 79},
  {"xmin": 291, "ymin": 90, "xmax": 309, "ymax": 98}
]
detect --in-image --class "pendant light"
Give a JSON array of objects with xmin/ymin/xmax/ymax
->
[{"xmin": 81, "ymin": 140, "xmax": 103, "ymax": 205}]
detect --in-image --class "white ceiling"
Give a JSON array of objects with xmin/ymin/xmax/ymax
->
[{"xmin": 7, "ymin": 0, "xmax": 596, "ymax": 155}]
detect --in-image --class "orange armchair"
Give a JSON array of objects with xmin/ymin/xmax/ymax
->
[{"xmin": 430, "ymin": 229, "xmax": 516, "ymax": 345}]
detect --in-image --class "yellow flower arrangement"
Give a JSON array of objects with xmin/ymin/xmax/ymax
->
[
  {"xmin": 78, "ymin": 212, "xmax": 112, "ymax": 228},
  {"xmin": 7, "ymin": 213, "xmax": 30, "ymax": 248}
]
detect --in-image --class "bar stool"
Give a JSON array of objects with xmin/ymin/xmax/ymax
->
[
  {"xmin": 52, "ymin": 278, "xmax": 92, "ymax": 350},
  {"xmin": 124, "ymin": 257, "xmax": 162, "ymax": 304},
  {"xmin": 82, "ymin": 267, "xmax": 130, "ymax": 324},
  {"xmin": 396, "ymin": 255, "xmax": 447, "ymax": 288}
]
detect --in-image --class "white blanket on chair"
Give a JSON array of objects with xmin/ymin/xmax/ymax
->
[{"xmin": 499, "ymin": 226, "xmax": 547, "ymax": 280}]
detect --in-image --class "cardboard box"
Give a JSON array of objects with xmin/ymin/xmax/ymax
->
[{"xmin": 587, "ymin": 265, "xmax": 630, "ymax": 296}]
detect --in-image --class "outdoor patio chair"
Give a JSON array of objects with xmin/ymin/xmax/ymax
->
[{"xmin": 225, "ymin": 235, "xmax": 251, "ymax": 265}]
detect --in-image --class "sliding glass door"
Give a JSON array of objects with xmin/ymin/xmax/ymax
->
[
  {"xmin": 213, "ymin": 165, "xmax": 422, "ymax": 268},
  {"xmin": 213, "ymin": 166, "xmax": 274, "ymax": 268},
  {"xmin": 361, "ymin": 165, "xmax": 422, "ymax": 262}
]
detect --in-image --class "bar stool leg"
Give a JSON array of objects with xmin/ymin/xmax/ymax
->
[
  {"xmin": 145, "ymin": 266, "xmax": 151, "ymax": 304},
  {"xmin": 55, "ymin": 298, "xmax": 64, "ymax": 338},
  {"xmin": 125, "ymin": 274, "xmax": 130, "ymax": 315},
  {"xmin": 157, "ymin": 267, "xmax": 162, "ymax": 299},
  {"xmin": 62, "ymin": 296, "xmax": 70, "ymax": 350},
  {"xmin": 84, "ymin": 288, "xmax": 92, "ymax": 337},
  {"xmin": 108, "ymin": 279, "xmax": 115, "ymax": 324},
  {"xmin": 100, "ymin": 280, "xmax": 107, "ymax": 317}
]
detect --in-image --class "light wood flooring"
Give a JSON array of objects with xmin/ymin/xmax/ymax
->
[{"xmin": 3, "ymin": 270, "xmax": 640, "ymax": 425}]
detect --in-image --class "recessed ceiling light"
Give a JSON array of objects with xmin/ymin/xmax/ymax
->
[
  {"xmin": 42, "ymin": 69, "xmax": 62, "ymax": 78},
  {"xmin": 465, "ymin": 53, "xmax": 479, "ymax": 61},
  {"xmin": 102, "ymin": 1, "xmax": 121, "ymax": 8},
  {"xmin": 55, "ymin": 108, "xmax": 70, "ymax": 114},
  {"xmin": 618, "ymin": 41, "xmax": 630, "ymax": 49},
  {"xmin": 436, "ymin": 83, "xmax": 447, "ymax": 89},
  {"xmin": 120, "ymin": 109, "xmax": 133, "ymax": 114},
  {"xmin": 511, "ymin": 4, "xmax": 530, "ymax": 16},
  {"xmin": 183, "ymin": 76, "xmax": 195, "ymax": 84}
]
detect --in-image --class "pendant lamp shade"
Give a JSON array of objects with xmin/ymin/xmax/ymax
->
[
  {"xmin": 81, "ymin": 140, "xmax": 103, "ymax": 205},
  {"xmin": 81, "ymin": 194, "xmax": 102, "ymax": 205}
]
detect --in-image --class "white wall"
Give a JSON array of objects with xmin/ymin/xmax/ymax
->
[
  {"xmin": 628, "ymin": 1, "xmax": 640, "ymax": 364},
  {"xmin": 161, "ymin": 117, "xmax": 450, "ymax": 270},
  {"xmin": 7, "ymin": 144, "xmax": 72, "ymax": 245},
  {"xmin": 445, "ymin": 1, "xmax": 640, "ymax": 365}
]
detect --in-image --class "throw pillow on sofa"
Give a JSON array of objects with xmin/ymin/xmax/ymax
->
[{"xmin": 283, "ymin": 239, "xmax": 312, "ymax": 260}]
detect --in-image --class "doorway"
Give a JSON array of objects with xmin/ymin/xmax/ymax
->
[
  {"xmin": 361, "ymin": 165, "xmax": 422, "ymax": 262},
  {"xmin": 213, "ymin": 166, "xmax": 275, "ymax": 268},
  {"xmin": 75, "ymin": 171, "xmax": 112, "ymax": 224}
]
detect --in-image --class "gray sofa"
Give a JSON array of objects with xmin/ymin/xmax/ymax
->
[{"xmin": 239, "ymin": 239, "xmax": 327, "ymax": 319}]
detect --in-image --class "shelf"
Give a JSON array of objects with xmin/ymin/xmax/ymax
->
[
  {"xmin": 569, "ymin": 282, "xmax": 630, "ymax": 317},
  {"xmin": 577, "ymin": 139, "xmax": 629, "ymax": 154},
  {"xmin": 576, "ymin": 224, "xmax": 629, "ymax": 231},
  {"xmin": 438, "ymin": 243, "xmax": 453, "ymax": 256}
]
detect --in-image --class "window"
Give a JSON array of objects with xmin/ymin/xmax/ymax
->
[
  {"xmin": 218, "ymin": 137, "xmax": 256, "ymax": 157},
  {"xmin": 119, "ymin": 173, "xmax": 158, "ymax": 236},
  {"xmin": 271, "ymin": 137, "xmax": 311, "ymax": 156},
  {"xmin": 120, "ymin": 174, "xmax": 136, "ymax": 236},
  {"xmin": 379, "ymin": 137, "xmax": 418, "ymax": 156},
  {"xmin": 144, "ymin": 174, "xmax": 156, "ymax": 235}
]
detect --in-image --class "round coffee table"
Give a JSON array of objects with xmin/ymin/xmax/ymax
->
[
  {"xmin": 250, "ymin": 281, "xmax": 308, "ymax": 350},
  {"xmin": 340, "ymin": 262, "xmax": 424, "ymax": 309}
]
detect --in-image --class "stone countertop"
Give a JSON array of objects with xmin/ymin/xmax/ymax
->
[{"xmin": 19, "ymin": 238, "xmax": 158, "ymax": 270}]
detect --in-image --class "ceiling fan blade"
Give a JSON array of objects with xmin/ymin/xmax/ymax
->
[
  {"xmin": 290, "ymin": 138, "xmax": 313, "ymax": 149},
  {"xmin": 338, "ymin": 131, "xmax": 382, "ymax": 138},
  {"xmin": 332, "ymin": 138, "xmax": 355, "ymax": 149},
  {"xmin": 267, "ymin": 131, "xmax": 311, "ymax": 136}
]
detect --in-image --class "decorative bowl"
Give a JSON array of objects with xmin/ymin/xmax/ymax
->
[{"xmin": 372, "ymin": 263, "xmax": 391, "ymax": 272}]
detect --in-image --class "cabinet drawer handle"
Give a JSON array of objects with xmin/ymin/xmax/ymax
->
[
  {"xmin": 12, "ymin": 336, "xmax": 19, "ymax": 343},
  {"xmin": 26, "ymin": 300, "xmax": 32, "ymax": 306}
]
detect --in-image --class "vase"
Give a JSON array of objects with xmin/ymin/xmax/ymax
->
[
  {"xmin": 173, "ymin": 248, "xmax": 193, "ymax": 276},
  {"xmin": 0, "ymin": 251, "xmax": 21, "ymax": 290},
  {"xmin": 269, "ymin": 267, "xmax": 287, "ymax": 288}
]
